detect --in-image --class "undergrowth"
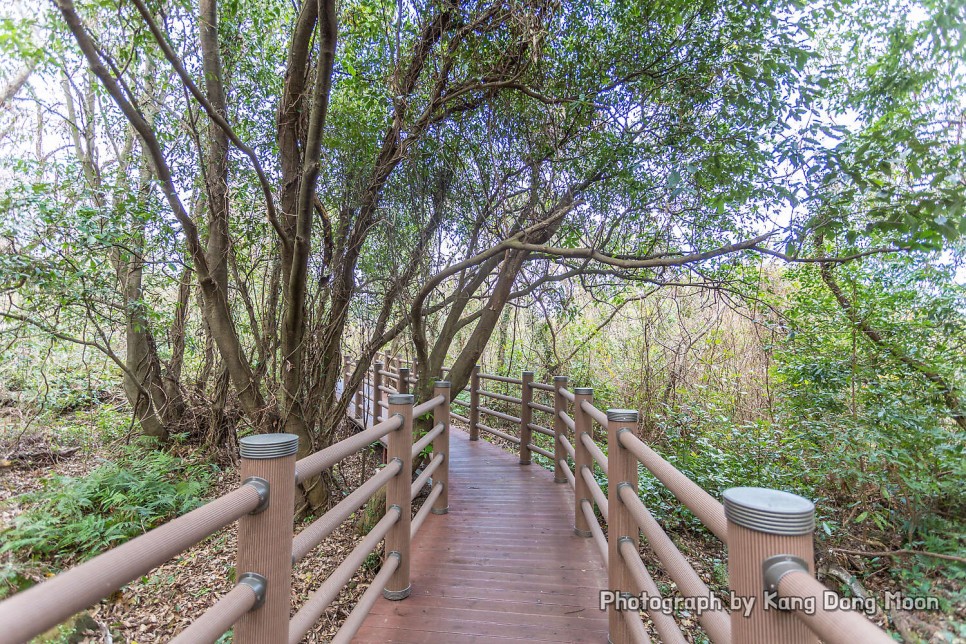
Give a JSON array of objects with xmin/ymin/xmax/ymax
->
[{"xmin": 1, "ymin": 440, "xmax": 214, "ymax": 567}]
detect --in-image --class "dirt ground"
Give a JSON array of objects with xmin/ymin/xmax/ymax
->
[{"xmin": 0, "ymin": 421, "xmax": 389, "ymax": 643}]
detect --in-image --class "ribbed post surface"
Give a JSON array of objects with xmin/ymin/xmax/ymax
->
[
  {"xmin": 432, "ymin": 382, "xmax": 451, "ymax": 514},
  {"xmin": 373, "ymin": 362, "xmax": 384, "ymax": 423},
  {"xmin": 519, "ymin": 371, "xmax": 534, "ymax": 464},
  {"xmin": 607, "ymin": 410, "xmax": 639, "ymax": 644},
  {"xmin": 384, "ymin": 394, "xmax": 414, "ymax": 599},
  {"xmin": 552, "ymin": 375, "xmax": 569, "ymax": 483},
  {"xmin": 573, "ymin": 387, "xmax": 594, "ymax": 536},
  {"xmin": 353, "ymin": 361, "xmax": 363, "ymax": 420},
  {"xmin": 398, "ymin": 367, "xmax": 411, "ymax": 395},
  {"xmin": 469, "ymin": 364, "xmax": 481, "ymax": 441},
  {"xmin": 235, "ymin": 433, "xmax": 298, "ymax": 644},
  {"xmin": 725, "ymin": 487, "xmax": 817, "ymax": 644},
  {"xmin": 343, "ymin": 356, "xmax": 351, "ymax": 403}
]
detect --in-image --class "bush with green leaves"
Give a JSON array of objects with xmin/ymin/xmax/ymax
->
[{"xmin": 1, "ymin": 443, "xmax": 214, "ymax": 565}]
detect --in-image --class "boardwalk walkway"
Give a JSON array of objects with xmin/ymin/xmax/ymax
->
[{"xmin": 354, "ymin": 427, "xmax": 609, "ymax": 642}]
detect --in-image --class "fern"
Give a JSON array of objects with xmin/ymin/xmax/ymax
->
[{"xmin": 1, "ymin": 445, "xmax": 213, "ymax": 565}]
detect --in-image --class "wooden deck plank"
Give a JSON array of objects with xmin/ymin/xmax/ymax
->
[{"xmin": 353, "ymin": 428, "xmax": 608, "ymax": 642}]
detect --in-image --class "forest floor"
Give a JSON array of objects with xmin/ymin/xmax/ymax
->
[
  {"xmin": 0, "ymin": 407, "xmax": 389, "ymax": 643},
  {"xmin": 0, "ymin": 406, "xmax": 962, "ymax": 643}
]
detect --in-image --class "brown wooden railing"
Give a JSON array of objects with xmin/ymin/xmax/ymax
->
[
  {"xmin": 0, "ymin": 350, "xmax": 896, "ymax": 644},
  {"xmin": 455, "ymin": 366, "xmax": 894, "ymax": 644},
  {"xmin": 0, "ymin": 367, "xmax": 450, "ymax": 644}
]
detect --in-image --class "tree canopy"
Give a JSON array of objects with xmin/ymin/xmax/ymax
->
[{"xmin": 0, "ymin": 0, "xmax": 963, "ymax": 512}]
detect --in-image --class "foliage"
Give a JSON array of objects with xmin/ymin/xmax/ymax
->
[
  {"xmin": 1, "ymin": 442, "xmax": 214, "ymax": 565},
  {"xmin": 473, "ymin": 244, "xmax": 965, "ymax": 615}
]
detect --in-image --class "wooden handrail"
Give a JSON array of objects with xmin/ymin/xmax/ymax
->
[
  {"xmin": 580, "ymin": 499, "xmax": 608, "ymax": 564},
  {"xmin": 558, "ymin": 459, "xmax": 575, "ymax": 488},
  {"xmin": 478, "ymin": 421, "xmax": 522, "ymax": 445},
  {"xmin": 528, "ymin": 400, "xmax": 554, "ymax": 414},
  {"xmin": 581, "ymin": 465, "xmax": 609, "ymax": 521},
  {"xmin": 411, "ymin": 483, "xmax": 445, "ymax": 537},
  {"xmin": 558, "ymin": 409, "xmax": 575, "ymax": 431},
  {"xmin": 330, "ymin": 552, "xmax": 401, "ymax": 644},
  {"xmin": 527, "ymin": 442, "xmax": 554, "ymax": 459},
  {"xmin": 0, "ymin": 354, "xmax": 458, "ymax": 644},
  {"xmin": 558, "ymin": 433, "xmax": 576, "ymax": 460},
  {"xmin": 0, "ymin": 483, "xmax": 263, "ymax": 643},
  {"xmin": 580, "ymin": 398, "xmax": 609, "ymax": 427},
  {"xmin": 292, "ymin": 459, "xmax": 402, "ymax": 563},
  {"xmin": 287, "ymin": 508, "xmax": 400, "ymax": 643},
  {"xmin": 413, "ymin": 393, "xmax": 446, "ymax": 417},
  {"xmin": 617, "ymin": 429, "xmax": 727, "ymax": 542},
  {"xmin": 411, "ymin": 452, "xmax": 444, "ymax": 499},
  {"xmin": 412, "ymin": 421, "xmax": 445, "ymax": 457},
  {"xmin": 170, "ymin": 581, "xmax": 259, "ymax": 644},
  {"xmin": 295, "ymin": 414, "xmax": 402, "ymax": 483},
  {"xmin": 478, "ymin": 372, "xmax": 523, "ymax": 385},
  {"xmin": 1, "ymin": 348, "xmax": 894, "ymax": 644},
  {"xmin": 580, "ymin": 431, "xmax": 608, "ymax": 475},
  {"xmin": 776, "ymin": 570, "xmax": 894, "ymax": 644},
  {"xmin": 618, "ymin": 537, "xmax": 689, "ymax": 644},
  {"xmin": 527, "ymin": 422, "xmax": 553, "ymax": 437},
  {"xmin": 478, "ymin": 388, "xmax": 522, "ymax": 404},
  {"xmin": 618, "ymin": 485, "xmax": 731, "ymax": 642},
  {"xmin": 478, "ymin": 404, "xmax": 522, "ymax": 425}
]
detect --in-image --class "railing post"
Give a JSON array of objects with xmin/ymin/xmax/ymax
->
[
  {"xmin": 384, "ymin": 394, "xmax": 414, "ymax": 599},
  {"xmin": 552, "ymin": 375, "xmax": 569, "ymax": 483},
  {"xmin": 469, "ymin": 364, "xmax": 480, "ymax": 441},
  {"xmin": 725, "ymin": 488, "xmax": 817, "ymax": 644},
  {"xmin": 373, "ymin": 361, "xmax": 384, "ymax": 423},
  {"xmin": 606, "ymin": 410, "xmax": 639, "ymax": 644},
  {"xmin": 519, "ymin": 371, "xmax": 534, "ymax": 464},
  {"xmin": 573, "ymin": 387, "xmax": 594, "ymax": 536},
  {"xmin": 343, "ymin": 356, "xmax": 352, "ymax": 418},
  {"xmin": 354, "ymin": 368, "xmax": 363, "ymax": 421},
  {"xmin": 235, "ymin": 433, "xmax": 298, "ymax": 644},
  {"xmin": 432, "ymin": 381, "xmax": 451, "ymax": 514},
  {"xmin": 398, "ymin": 367, "xmax": 411, "ymax": 395}
]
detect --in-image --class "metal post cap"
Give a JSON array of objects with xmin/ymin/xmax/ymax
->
[
  {"xmin": 434, "ymin": 380, "xmax": 451, "ymax": 388},
  {"xmin": 388, "ymin": 393, "xmax": 415, "ymax": 405},
  {"xmin": 553, "ymin": 375, "xmax": 568, "ymax": 382},
  {"xmin": 723, "ymin": 487, "xmax": 815, "ymax": 535},
  {"xmin": 239, "ymin": 433, "xmax": 299, "ymax": 459},
  {"xmin": 574, "ymin": 387, "xmax": 593, "ymax": 395},
  {"xmin": 606, "ymin": 409, "xmax": 639, "ymax": 422}
]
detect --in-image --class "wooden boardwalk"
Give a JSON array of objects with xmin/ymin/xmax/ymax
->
[{"xmin": 354, "ymin": 427, "xmax": 609, "ymax": 643}]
